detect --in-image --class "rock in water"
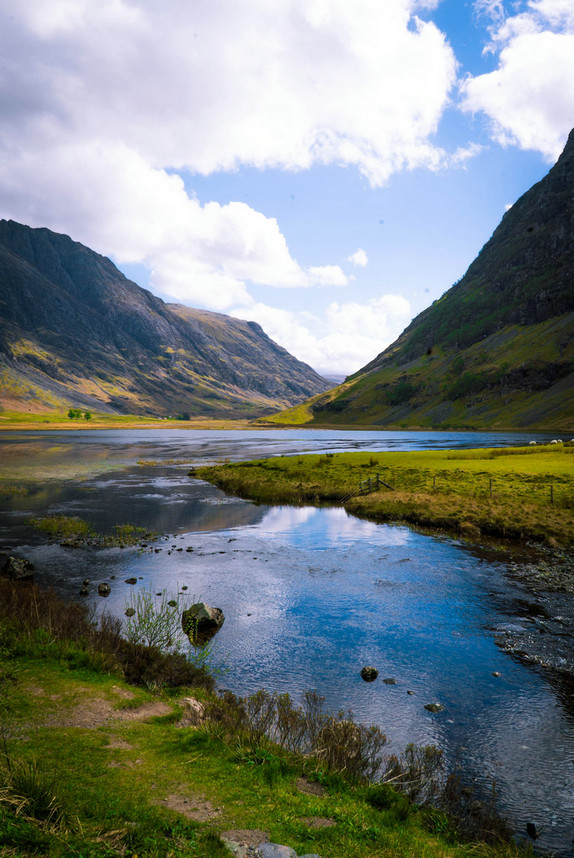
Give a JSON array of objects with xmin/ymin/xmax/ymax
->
[
  {"xmin": 424, "ymin": 702, "xmax": 445, "ymax": 713},
  {"xmin": 97, "ymin": 582, "xmax": 111, "ymax": 597},
  {"xmin": 360, "ymin": 666, "xmax": 378, "ymax": 682},
  {"xmin": 0, "ymin": 553, "xmax": 34, "ymax": 581},
  {"xmin": 182, "ymin": 602, "xmax": 225, "ymax": 643}
]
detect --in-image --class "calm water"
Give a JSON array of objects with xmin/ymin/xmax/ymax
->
[{"xmin": 1, "ymin": 428, "xmax": 572, "ymax": 855}]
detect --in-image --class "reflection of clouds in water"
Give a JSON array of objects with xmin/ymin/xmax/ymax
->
[
  {"xmin": 257, "ymin": 505, "xmax": 410, "ymax": 549},
  {"xmin": 258, "ymin": 506, "xmax": 317, "ymax": 531}
]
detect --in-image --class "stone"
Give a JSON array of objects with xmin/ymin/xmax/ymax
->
[
  {"xmin": 360, "ymin": 666, "xmax": 378, "ymax": 682},
  {"xmin": 79, "ymin": 587, "xmax": 88, "ymax": 597},
  {"xmin": 258, "ymin": 845, "xmax": 297, "ymax": 858},
  {"xmin": 98, "ymin": 582, "xmax": 111, "ymax": 597},
  {"xmin": 125, "ymin": 607, "xmax": 136, "ymax": 617},
  {"xmin": 182, "ymin": 602, "xmax": 225, "ymax": 643},
  {"xmin": 0, "ymin": 553, "xmax": 34, "ymax": 581},
  {"xmin": 424, "ymin": 702, "xmax": 445, "ymax": 713},
  {"xmin": 180, "ymin": 697, "xmax": 205, "ymax": 727},
  {"xmin": 382, "ymin": 677, "xmax": 396, "ymax": 685},
  {"xmin": 125, "ymin": 577, "xmax": 137, "ymax": 585},
  {"xmin": 83, "ymin": 578, "xmax": 90, "ymax": 585}
]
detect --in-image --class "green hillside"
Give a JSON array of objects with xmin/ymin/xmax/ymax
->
[{"xmin": 264, "ymin": 130, "xmax": 574, "ymax": 431}]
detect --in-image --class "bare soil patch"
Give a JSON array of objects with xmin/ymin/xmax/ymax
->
[{"xmin": 159, "ymin": 793, "xmax": 221, "ymax": 821}]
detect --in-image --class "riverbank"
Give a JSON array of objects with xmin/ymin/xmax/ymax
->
[
  {"xmin": 194, "ymin": 445, "xmax": 574, "ymax": 556},
  {"xmin": 0, "ymin": 410, "xmax": 254, "ymax": 432},
  {"xmin": 0, "ymin": 579, "xmax": 525, "ymax": 858}
]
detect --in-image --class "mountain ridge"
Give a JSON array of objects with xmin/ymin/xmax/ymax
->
[
  {"xmin": 268, "ymin": 130, "xmax": 574, "ymax": 431},
  {"xmin": 0, "ymin": 220, "xmax": 330, "ymax": 416}
]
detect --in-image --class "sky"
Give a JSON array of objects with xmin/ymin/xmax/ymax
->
[{"xmin": 1, "ymin": 0, "xmax": 573, "ymax": 379}]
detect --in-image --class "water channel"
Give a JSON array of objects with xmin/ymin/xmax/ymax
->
[{"xmin": 1, "ymin": 428, "xmax": 572, "ymax": 855}]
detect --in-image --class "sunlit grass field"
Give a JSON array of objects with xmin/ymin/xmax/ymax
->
[{"xmin": 195, "ymin": 445, "xmax": 574, "ymax": 548}]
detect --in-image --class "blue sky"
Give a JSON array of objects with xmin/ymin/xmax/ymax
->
[{"xmin": 1, "ymin": 1, "xmax": 573, "ymax": 378}]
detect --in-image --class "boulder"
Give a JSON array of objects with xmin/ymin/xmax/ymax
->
[
  {"xmin": 0, "ymin": 552, "xmax": 34, "ymax": 581},
  {"xmin": 360, "ymin": 666, "xmax": 378, "ymax": 682},
  {"xmin": 98, "ymin": 582, "xmax": 111, "ymax": 597},
  {"xmin": 182, "ymin": 602, "xmax": 225, "ymax": 643}
]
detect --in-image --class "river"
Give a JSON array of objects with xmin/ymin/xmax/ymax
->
[{"xmin": 0, "ymin": 428, "xmax": 572, "ymax": 855}]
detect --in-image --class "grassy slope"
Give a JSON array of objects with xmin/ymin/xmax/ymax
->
[
  {"xmin": 194, "ymin": 445, "xmax": 574, "ymax": 555},
  {"xmin": 261, "ymin": 314, "xmax": 574, "ymax": 431},
  {"xmin": 0, "ymin": 600, "xmax": 525, "ymax": 858}
]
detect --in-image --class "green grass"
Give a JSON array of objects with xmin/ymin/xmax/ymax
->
[
  {"xmin": 0, "ymin": 582, "xmax": 528, "ymax": 857},
  {"xmin": 29, "ymin": 515, "xmax": 157, "ymax": 546},
  {"xmin": 194, "ymin": 445, "xmax": 574, "ymax": 552}
]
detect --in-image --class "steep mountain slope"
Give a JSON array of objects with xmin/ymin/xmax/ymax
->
[
  {"xmin": 0, "ymin": 220, "xmax": 329, "ymax": 416},
  {"xmin": 285, "ymin": 129, "xmax": 574, "ymax": 430}
]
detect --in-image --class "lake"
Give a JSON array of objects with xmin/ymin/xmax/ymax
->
[{"xmin": 1, "ymin": 427, "xmax": 572, "ymax": 855}]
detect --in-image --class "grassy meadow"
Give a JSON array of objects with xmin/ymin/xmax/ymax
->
[
  {"xmin": 0, "ymin": 410, "xmax": 253, "ymax": 431},
  {"xmin": 194, "ymin": 444, "xmax": 574, "ymax": 551}
]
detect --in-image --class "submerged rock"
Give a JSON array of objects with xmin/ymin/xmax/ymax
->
[
  {"xmin": 424, "ymin": 702, "xmax": 445, "ymax": 713},
  {"xmin": 360, "ymin": 666, "xmax": 378, "ymax": 682},
  {"xmin": 98, "ymin": 582, "xmax": 111, "ymax": 597},
  {"xmin": 182, "ymin": 602, "xmax": 225, "ymax": 643}
]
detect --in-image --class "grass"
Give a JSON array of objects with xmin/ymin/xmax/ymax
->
[
  {"xmin": 0, "ymin": 410, "xmax": 258, "ymax": 431},
  {"xmin": 29, "ymin": 514, "xmax": 158, "ymax": 547},
  {"xmin": 193, "ymin": 444, "xmax": 574, "ymax": 551},
  {"xmin": 0, "ymin": 581, "xmax": 529, "ymax": 857}
]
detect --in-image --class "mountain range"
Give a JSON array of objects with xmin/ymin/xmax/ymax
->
[
  {"xmin": 274, "ymin": 128, "xmax": 574, "ymax": 430},
  {"xmin": 0, "ymin": 220, "xmax": 329, "ymax": 417}
]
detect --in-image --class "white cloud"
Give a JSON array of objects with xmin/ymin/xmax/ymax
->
[
  {"xmin": 462, "ymin": 1, "xmax": 574, "ymax": 159},
  {"xmin": 307, "ymin": 266, "xmax": 348, "ymax": 287},
  {"xmin": 231, "ymin": 294, "xmax": 412, "ymax": 377},
  {"xmin": 348, "ymin": 249, "xmax": 369, "ymax": 267},
  {"xmin": 0, "ymin": 0, "xmax": 460, "ymax": 323}
]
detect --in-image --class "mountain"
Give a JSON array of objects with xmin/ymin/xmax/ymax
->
[
  {"xmin": 0, "ymin": 220, "xmax": 330, "ymax": 417},
  {"xmin": 279, "ymin": 129, "xmax": 574, "ymax": 431}
]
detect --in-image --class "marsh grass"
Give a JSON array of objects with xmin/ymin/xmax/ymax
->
[
  {"xmin": 29, "ymin": 514, "xmax": 157, "ymax": 546},
  {"xmin": 195, "ymin": 445, "xmax": 574, "ymax": 548}
]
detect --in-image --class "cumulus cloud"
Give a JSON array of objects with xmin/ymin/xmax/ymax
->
[
  {"xmin": 231, "ymin": 294, "xmax": 412, "ymax": 377},
  {"xmin": 0, "ymin": 0, "xmax": 460, "ymax": 340},
  {"xmin": 348, "ymin": 249, "xmax": 369, "ymax": 267},
  {"xmin": 463, "ymin": 0, "xmax": 574, "ymax": 159}
]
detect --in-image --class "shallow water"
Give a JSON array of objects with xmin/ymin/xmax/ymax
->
[{"xmin": 1, "ymin": 428, "xmax": 572, "ymax": 855}]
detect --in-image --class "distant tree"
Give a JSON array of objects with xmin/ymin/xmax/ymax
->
[
  {"xmin": 177, "ymin": 412, "xmax": 191, "ymax": 421},
  {"xmin": 68, "ymin": 408, "xmax": 82, "ymax": 419},
  {"xmin": 84, "ymin": 411, "xmax": 92, "ymax": 421}
]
